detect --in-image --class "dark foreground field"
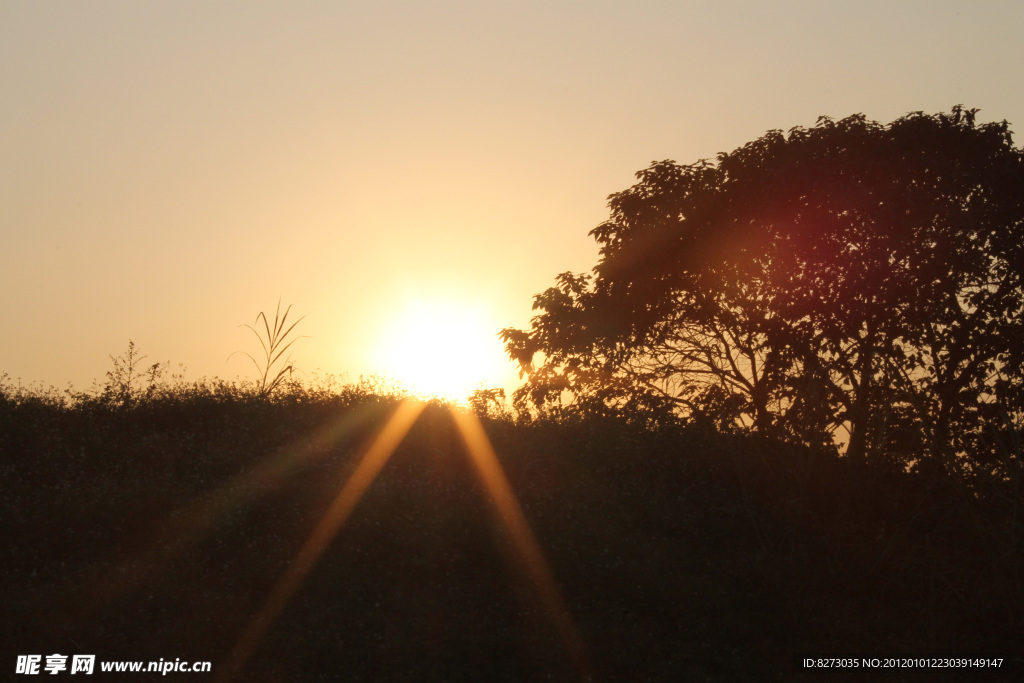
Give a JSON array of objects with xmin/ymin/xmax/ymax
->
[{"xmin": 2, "ymin": 387, "xmax": 1022, "ymax": 681}]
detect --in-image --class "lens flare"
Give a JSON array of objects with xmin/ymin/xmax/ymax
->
[
  {"xmin": 451, "ymin": 410, "xmax": 592, "ymax": 680},
  {"xmin": 217, "ymin": 399, "xmax": 426, "ymax": 681},
  {"xmin": 218, "ymin": 402, "xmax": 591, "ymax": 682},
  {"xmin": 66, "ymin": 402, "xmax": 385, "ymax": 628}
]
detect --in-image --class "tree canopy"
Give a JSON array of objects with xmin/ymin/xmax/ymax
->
[{"xmin": 502, "ymin": 107, "xmax": 1024, "ymax": 480}]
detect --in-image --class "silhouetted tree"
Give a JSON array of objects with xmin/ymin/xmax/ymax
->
[{"xmin": 502, "ymin": 107, "xmax": 1024, "ymax": 478}]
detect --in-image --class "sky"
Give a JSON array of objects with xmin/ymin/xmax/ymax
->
[{"xmin": 2, "ymin": 0, "xmax": 1022, "ymax": 400}]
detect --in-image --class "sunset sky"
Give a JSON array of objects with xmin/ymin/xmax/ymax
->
[{"xmin": 2, "ymin": 1, "xmax": 1022, "ymax": 400}]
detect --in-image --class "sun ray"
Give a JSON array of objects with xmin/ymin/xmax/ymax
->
[
  {"xmin": 216, "ymin": 398, "xmax": 426, "ymax": 682},
  {"xmin": 214, "ymin": 401, "xmax": 590, "ymax": 681},
  {"xmin": 64, "ymin": 401, "xmax": 388, "ymax": 627},
  {"xmin": 451, "ymin": 409, "xmax": 593, "ymax": 680}
]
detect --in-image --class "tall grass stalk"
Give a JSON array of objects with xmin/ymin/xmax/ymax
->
[{"xmin": 232, "ymin": 300, "xmax": 307, "ymax": 398}]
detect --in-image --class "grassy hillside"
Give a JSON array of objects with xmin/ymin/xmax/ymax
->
[{"xmin": 2, "ymin": 381, "xmax": 1022, "ymax": 681}]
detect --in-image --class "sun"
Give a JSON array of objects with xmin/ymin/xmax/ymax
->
[{"xmin": 372, "ymin": 296, "xmax": 509, "ymax": 401}]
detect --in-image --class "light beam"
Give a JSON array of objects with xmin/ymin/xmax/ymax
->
[
  {"xmin": 217, "ymin": 398, "xmax": 426, "ymax": 681},
  {"xmin": 451, "ymin": 409, "xmax": 593, "ymax": 680}
]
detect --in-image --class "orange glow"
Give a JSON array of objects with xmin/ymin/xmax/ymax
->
[
  {"xmin": 217, "ymin": 398, "xmax": 426, "ymax": 681},
  {"xmin": 451, "ymin": 410, "xmax": 592, "ymax": 679}
]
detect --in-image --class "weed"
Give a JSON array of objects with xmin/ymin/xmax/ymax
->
[{"xmin": 103, "ymin": 340, "xmax": 165, "ymax": 408}]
